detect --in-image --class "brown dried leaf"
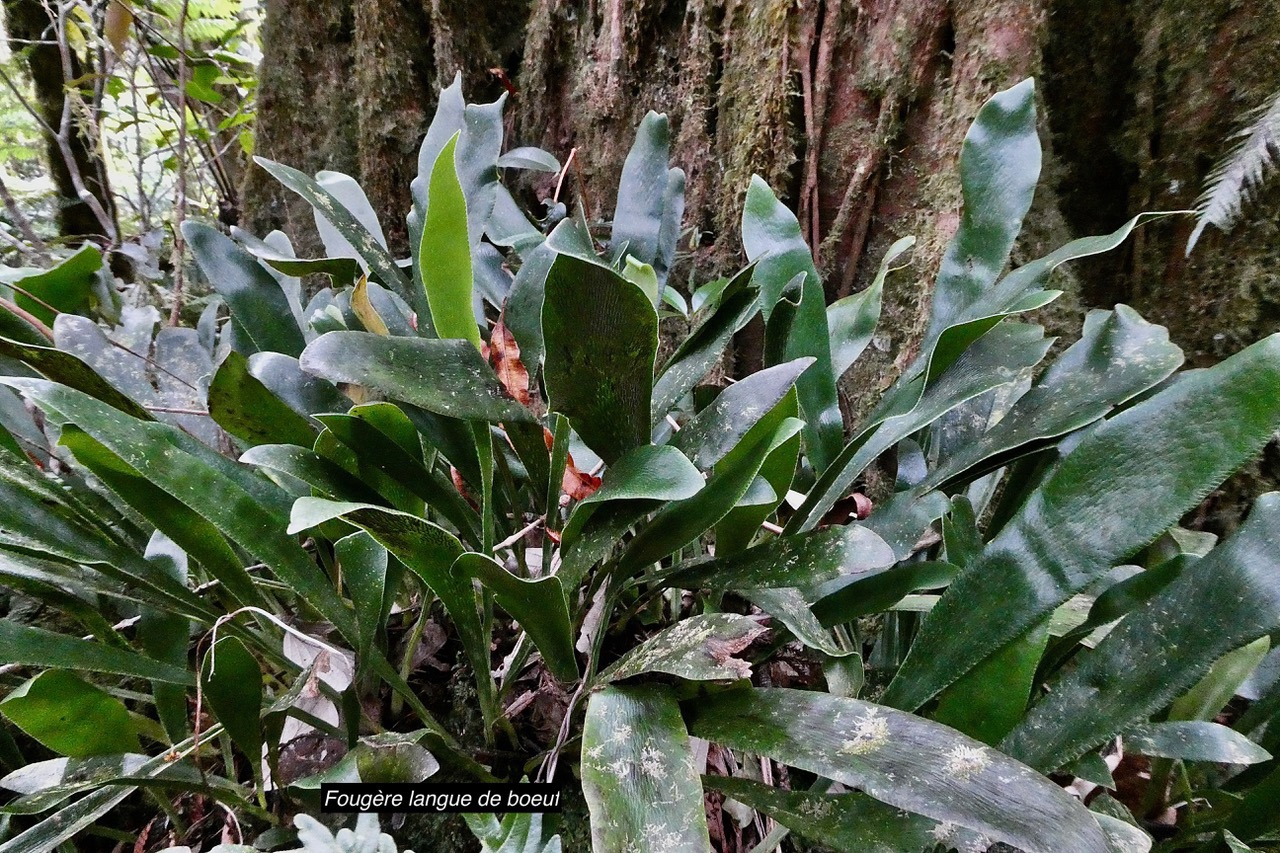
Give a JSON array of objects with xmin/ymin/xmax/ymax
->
[{"xmin": 489, "ymin": 315, "xmax": 531, "ymax": 406}]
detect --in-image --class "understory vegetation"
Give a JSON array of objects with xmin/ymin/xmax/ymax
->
[{"xmin": 1, "ymin": 32, "xmax": 1280, "ymax": 853}]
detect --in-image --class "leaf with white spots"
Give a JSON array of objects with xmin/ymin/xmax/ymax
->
[
  {"xmin": 1122, "ymin": 722, "xmax": 1271, "ymax": 765},
  {"xmin": 685, "ymin": 688, "xmax": 1109, "ymax": 853},
  {"xmin": 598, "ymin": 613, "xmax": 767, "ymax": 684},
  {"xmin": 581, "ymin": 686, "xmax": 712, "ymax": 853}
]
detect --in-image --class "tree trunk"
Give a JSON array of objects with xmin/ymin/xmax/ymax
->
[{"xmin": 3, "ymin": 0, "xmax": 118, "ymax": 243}]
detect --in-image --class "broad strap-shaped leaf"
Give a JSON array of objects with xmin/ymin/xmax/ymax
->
[
  {"xmin": 1, "ymin": 245, "xmax": 103, "ymax": 325},
  {"xmin": 581, "ymin": 686, "xmax": 712, "ymax": 853},
  {"xmin": 618, "ymin": 416, "xmax": 802, "ymax": 575},
  {"xmin": 652, "ymin": 265, "xmax": 759, "ymax": 422},
  {"xmin": 208, "ymin": 350, "xmax": 317, "ymax": 447},
  {"xmin": 420, "ymin": 133, "xmax": 480, "ymax": 348},
  {"xmin": 612, "ymin": 112, "xmax": 684, "ymax": 288},
  {"xmin": 246, "ymin": 352, "xmax": 350, "ymax": 422},
  {"xmin": 1122, "ymin": 722, "xmax": 1271, "ymax": 764},
  {"xmin": 598, "ymin": 613, "xmax": 767, "ymax": 683},
  {"xmin": 828, "ymin": 236, "xmax": 914, "ymax": 378},
  {"xmin": 6, "ymin": 379, "xmax": 355, "ymax": 641},
  {"xmin": 674, "ymin": 358, "xmax": 813, "ymax": 471},
  {"xmin": 0, "ymin": 754, "xmax": 254, "ymax": 817},
  {"xmin": 453, "ymin": 553, "xmax": 577, "ymax": 682},
  {"xmin": 932, "ymin": 621, "xmax": 1050, "ymax": 746},
  {"xmin": 0, "ymin": 335, "xmax": 151, "ymax": 420},
  {"xmin": 562, "ymin": 445, "xmax": 703, "ymax": 545},
  {"xmin": 788, "ymin": 320, "xmax": 1053, "ymax": 533},
  {"xmin": 542, "ymin": 253, "xmax": 657, "ymax": 465},
  {"xmin": 239, "ymin": 444, "xmax": 384, "ymax": 506},
  {"xmin": 287, "ymin": 498, "xmax": 496, "ymax": 727},
  {"xmin": 315, "ymin": 408, "xmax": 482, "ymax": 545},
  {"xmin": 59, "ymin": 425, "xmax": 271, "ymax": 609},
  {"xmin": 253, "ymin": 157, "xmax": 414, "ymax": 311},
  {"xmin": 704, "ymin": 776, "xmax": 990, "ymax": 853},
  {"xmin": 200, "ymin": 637, "xmax": 263, "ymax": 762},
  {"xmin": 310, "ymin": 170, "xmax": 389, "ymax": 259},
  {"xmin": 0, "ymin": 671, "xmax": 140, "ymax": 757},
  {"xmin": 1001, "ymin": 491, "xmax": 1280, "ymax": 770},
  {"xmin": 685, "ymin": 688, "xmax": 1108, "ymax": 853},
  {"xmin": 741, "ymin": 177, "xmax": 842, "ymax": 472},
  {"xmin": 886, "ymin": 336, "xmax": 1280, "ymax": 715},
  {"xmin": 183, "ymin": 221, "xmax": 306, "ymax": 357},
  {"xmin": 923, "ymin": 305, "xmax": 1184, "ymax": 489},
  {"xmin": 660, "ymin": 524, "xmax": 895, "ymax": 592},
  {"xmin": 926, "ymin": 79, "xmax": 1041, "ymax": 337},
  {"xmin": 299, "ymin": 331, "xmax": 533, "ymax": 423},
  {"xmin": 0, "ymin": 621, "xmax": 192, "ymax": 684}
]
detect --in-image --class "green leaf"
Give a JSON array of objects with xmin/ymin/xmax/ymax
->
[
  {"xmin": 1, "ymin": 245, "xmax": 102, "ymax": 325},
  {"xmin": 8, "ymin": 379, "xmax": 355, "ymax": 642},
  {"xmin": 619, "ymin": 415, "xmax": 802, "ymax": 575},
  {"xmin": 884, "ymin": 335, "xmax": 1280, "ymax": 715},
  {"xmin": 311, "ymin": 170, "xmax": 389, "ymax": 260},
  {"xmin": 562, "ymin": 444, "xmax": 703, "ymax": 544},
  {"xmin": 932, "ymin": 621, "xmax": 1050, "ymax": 745},
  {"xmin": 0, "ymin": 335, "xmax": 152, "ymax": 420},
  {"xmin": 1001, "ymin": 491, "xmax": 1280, "ymax": 770},
  {"xmin": 686, "ymin": 688, "xmax": 1108, "ymax": 853},
  {"xmin": 599, "ymin": 613, "xmax": 767, "ymax": 683},
  {"xmin": 59, "ymin": 425, "xmax": 270, "ymax": 610},
  {"xmin": 453, "ymin": 553, "xmax": 577, "ymax": 682},
  {"xmin": 139, "ymin": 533, "xmax": 191, "ymax": 743},
  {"xmin": 183, "ymin": 221, "xmax": 307, "ymax": 357},
  {"xmin": 789, "ymin": 321, "xmax": 1053, "ymax": 533},
  {"xmin": 253, "ymin": 157, "xmax": 414, "ymax": 313},
  {"xmin": 612, "ymin": 112, "xmax": 683, "ymax": 287},
  {"xmin": 660, "ymin": 524, "xmax": 896, "ymax": 592},
  {"xmin": 704, "ymin": 776, "xmax": 986, "ymax": 852},
  {"xmin": 0, "ymin": 671, "xmax": 140, "ymax": 757},
  {"xmin": 652, "ymin": 265, "xmax": 759, "ymax": 421},
  {"xmin": 314, "ymin": 408, "xmax": 481, "ymax": 545},
  {"xmin": 246, "ymin": 352, "xmax": 350, "ymax": 422},
  {"xmin": 828, "ymin": 236, "xmax": 914, "ymax": 377},
  {"xmin": 923, "ymin": 306, "xmax": 1184, "ymax": 490},
  {"xmin": 1169, "ymin": 636, "xmax": 1270, "ymax": 723},
  {"xmin": 542, "ymin": 253, "xmax": 657, "ymax": 465},
  {"xmin": 420, "ymin": 133, "xmax": 480, "ymax": 348},
  {"xmin": 0, "ymin": 754, "xmax": 254, "ymax": 817},
  {"xmin": 925, "ymin": 79, "xmax": 1041, "ymax": 336},
  {"xmin": 1122, "ymin": 722, "xmax": 1271, "ymax": 764},
  {"xmin": 464, "ymin": 811, "xmax": 562, "ymax": 853},
  {"xmin": 673, "ymin": 358, "xmax": 813, "ymax": 471},
  {"xmin": 299, "ymin": 331, "xmax": 533, "ymax": 423},
  {"xmin": 581, "ymin": 686, "xmax": 712, "ymax": 852},
  {"xmin": 741, "ymin": 177, "xmax": 842, "ymax": 472},
  {"xmin": 207, "ymin": 350, "xmax": 317, "ymax": 447},
  {"xmin": 201, "ymin": 637, "xmax": 263, "ymax": 762},
  {"xmin": 0, "ymin": 620, "xmax": 192, "ymax": 684},
  {"xmin": 336, "ymin": 531, "xmax": 388, "ymax": 667},
  {"xmin": 287, "ymin": 498, "xmax": 496, "ymax": 728},
  {"xmin": 496, "ymin": 146, "xmax": 560, "ymax": 172}
]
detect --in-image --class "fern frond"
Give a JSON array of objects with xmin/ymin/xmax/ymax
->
[{"xmin": 1188, "ymin": 88, "xmax": 1280, "ymax": 254}]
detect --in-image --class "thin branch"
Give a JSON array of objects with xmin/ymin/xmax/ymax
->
[
  {"xmin": 0, "ymin": 171, "xmax": 50, "ymax": 254},
  {"xmin": 168, "ymin": 0, "xmax": 191, "ymax": 326}
]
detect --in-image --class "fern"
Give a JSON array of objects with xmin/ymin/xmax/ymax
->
[{"xmin": 1188, "ymin": 88, "xmax": 1280, "ymax": 253}]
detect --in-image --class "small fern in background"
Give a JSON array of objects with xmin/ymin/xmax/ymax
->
[{"xmin": 1188, "ymin": 88, "xmax": 1280, "ymax": 253}]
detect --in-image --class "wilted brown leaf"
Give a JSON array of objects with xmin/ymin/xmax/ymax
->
[
  {"xmin": 489, "ymin": 315, "xmax": 531, "ymax": 406},
  {"xmin": 541, "ymin": 425, "xmax": 601, "ymax": 501}
]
